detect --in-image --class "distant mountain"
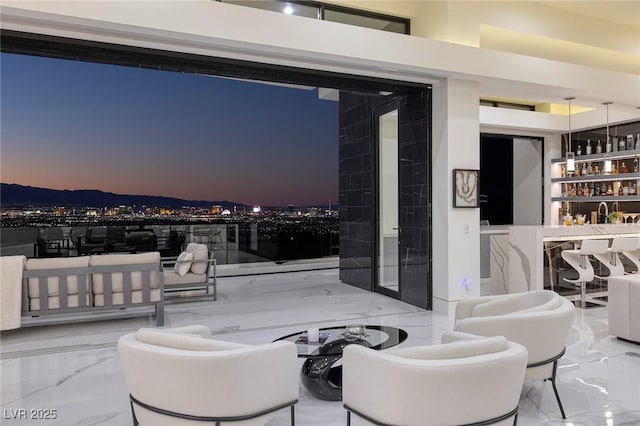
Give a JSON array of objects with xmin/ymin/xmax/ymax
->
[{"xmin": 0, "ymin": 183, "xmax": 245, "ymax": 209}]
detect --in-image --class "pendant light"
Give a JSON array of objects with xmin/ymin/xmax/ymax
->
[
  {"xmin": 603, "ymin": 101, "xmax": 613, "ymax": 175},
  {"xmin": 564, "ymin": 97, "xmax": 576, "ymax": 175}
]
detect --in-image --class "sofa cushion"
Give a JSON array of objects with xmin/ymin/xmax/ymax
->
[
  {"xmin": 94, "ymin": 289, "xmax": 161, "ymax": 306},
  {"xmin": 174, "ymin": 251, "xmax": 193, "ymax": 277},
  {"xmin": 91, "ymin": 252, "xmax": 161, "ymax": 293},
  {"xmin": 30, "ymin": 294, "xmax": 90, "ymax": 311},
  {"xmin": 163, "ymin": 271, "xmax": 207, "ymax": 286},
  {"xmin": 25, "ymin": 257, "xmax": 90, "ymax": 297},
  {"xmin": 185, "ymin": 243, "xmax": 208, "ymax": 275}
]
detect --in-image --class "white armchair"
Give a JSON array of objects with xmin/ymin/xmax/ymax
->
[
  {"xmin": 453, "ymin": 290, "xmax": 575, "ymax": 419},
  {"xmin": 118, "ymin": 325, "xmax": 299, "ymax": 425},
  {"xmin": 342, "ymin": 332, "xmax": 528, "ymax": 426}
]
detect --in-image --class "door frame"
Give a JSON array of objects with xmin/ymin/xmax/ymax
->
[{"xmin": 372, "ymin": 98, "xmax": 402, "ymax": 299}]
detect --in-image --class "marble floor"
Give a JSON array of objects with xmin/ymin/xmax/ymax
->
[{"xmin": 1, "ymin": 269, "xmax": 639, "ymax": 425}]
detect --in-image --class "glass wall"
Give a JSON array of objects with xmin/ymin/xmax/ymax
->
[
  {"xmin": 221, "ymin": 0, "xmax": 410, "ymax": 34},
  {"xmin": 1, "ymin": 220, "xmax": 339, "ymax": 265}
]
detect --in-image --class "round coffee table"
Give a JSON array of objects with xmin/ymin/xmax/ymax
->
[{"xmin": 275, "ymin": 325, "xmax": 407, "ymax": 401}]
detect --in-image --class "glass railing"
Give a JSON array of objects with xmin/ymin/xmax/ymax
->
[
  {"xmin": 0, "ymin": 219, "xmax": 339, "ymax": 267},
  {"xmin": 220, "ymin": 0, "xmax": 410, "ymax": 35}
]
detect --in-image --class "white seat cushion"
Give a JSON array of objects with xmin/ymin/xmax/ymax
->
[
  {"xmin": 25, "ymin": 257, "xmax": 90, "ymax": 297},
  {"xmin": 163, "ymin": 271, "xmax": 207, "ymax": 286},
  {"xmin": 91, "ymin": 252, "xmax": 161, "ymax": 293}
]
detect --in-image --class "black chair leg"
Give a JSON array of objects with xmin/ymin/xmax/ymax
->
[
  {"xmin": 291, "ymin": 405, "xmax": 295, "ymax": 426},
  {"xmin": 347, "ymin": 411, "xmax": 351, "ymax": 426},
  {"xmin": 550, "ymin": 361, "xmax": 566, "ymax": 419},
  {"xmin": 513, "ymin": 411, "xmax": 518, "ymax": 425},
  {"xmin": 130, "ymin": 398, "xmax": 139, "ymax": 426}
]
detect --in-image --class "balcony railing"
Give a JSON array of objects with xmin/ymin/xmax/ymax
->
[{"xmin": 0, "ymin": 220, "xmax": 339, "ymax": 269}]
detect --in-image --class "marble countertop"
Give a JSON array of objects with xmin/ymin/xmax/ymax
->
[
  {"xmin": 480, "ymin": 225, "xmax": 510, "ymax": 235},
  {"xmin": 510, "ymin": 224, "xmax": 640, "ymax": 239}
]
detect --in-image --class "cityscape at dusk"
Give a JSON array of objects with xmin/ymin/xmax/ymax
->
[{"xmin": 0, "ymin": 52, "xmax": 339, "ymax": 207}]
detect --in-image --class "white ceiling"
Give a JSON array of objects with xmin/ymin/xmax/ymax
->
[{"xmin": 541, "ymin": 1, "xmax": 640, "ymax": 29}]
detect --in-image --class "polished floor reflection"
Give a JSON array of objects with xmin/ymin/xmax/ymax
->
[{"xmin": 1, "ymin": 269, "xmax": 639, "ymax": 425}]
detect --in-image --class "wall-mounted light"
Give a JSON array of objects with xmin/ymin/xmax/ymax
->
[
  {"xmin": 564, "ymin": 96, "xmax": 576, "ymax": 174},
  {"xmin": 283, "ymin": 5, "xmax": 294, "ymax": 14}
]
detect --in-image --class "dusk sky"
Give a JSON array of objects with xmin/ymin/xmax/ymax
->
[{"xmin": 1, "ymin": 53, "xmax": 338, "ymax": 207}]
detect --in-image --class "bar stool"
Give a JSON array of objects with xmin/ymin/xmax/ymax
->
[
  {"xmin": 622, "ymin": 240, "xmax": 640, "ymax": 274},
  {"xmin": 594, "ymin": 237, "xmax": 640, "ymax": 278},
  {"xmin": 561, "ymin": 239, "xmax": 610, "ymax": 308}
]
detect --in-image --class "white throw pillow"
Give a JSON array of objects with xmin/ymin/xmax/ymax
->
[
  {"xmin": 186, "ymin": 243, "xmax": 209, "ymax": 275},
  {"xmin": 174, "ymin": 251, "xmax": 193, "ymax": 277}
]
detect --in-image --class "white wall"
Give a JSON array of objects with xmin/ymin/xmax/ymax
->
[
  {"xmin": 2, "ymin": 1, "xmax": 639, "ymax": 111},
  {"xmin": 432, "ymin": 78, "xmax": 480, "ymax": 317}
]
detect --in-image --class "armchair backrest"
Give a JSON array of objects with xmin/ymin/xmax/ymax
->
[
  {"xmin": 454, "ymin": 291, "xmax": 574, "ymax": 380},
  {"xmin": 118, "ymin": 328, "xmax": 298, "ymax": 425},
  {"xmin": 343, "ymin": 337, "xmax": 527, "ymax": 426}
]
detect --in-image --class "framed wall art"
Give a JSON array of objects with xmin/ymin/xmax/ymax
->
[{"xmin": 453, "ymin": 169, "xmax": 479, "ymax": 208}]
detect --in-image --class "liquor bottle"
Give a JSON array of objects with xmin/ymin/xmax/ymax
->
[
  {"xmin": 581, "ymin": 162, "xmax": 588, "ymax": 176},
  {"xmin": 586, "ymin": 139, "xmax": 592, "ymax": 155},
  {"xmin": 612, "ymin": 133, "xmax": 618, "ymax": 152},
  {"xmin": 577, "ymin": 144, "xmax": 582, "ymax": 156},
  {"xmin": 601, "ymin": 182, "xmax": 607, "ymax": 195},
  {"xmin": 618, "ymin": 182, "xmax": 623, "ymax": 196},
  {"xmin": 587, "ymin": 162, "xmax": 593, "ymax": 175},
  {"xmin": 630, "ymin": 183, "xmax": 637, "ymax": 196},
  {"xmin": 560, "ymin": 164, "xmax": 566, "ymax": 178},
  {"xmin": 623, "ymin": 184, "xmax": 629, "ymax": 196},
  {"xmin": 620, "ymin": 161, "xmax": 628, "ymax": 174},
  {"xmin": 607, "ymin": 184, "xmax": 613, "ymax": 195},
  {"xmin": 636, "ymin": 134, "xmax": 640, "ymax": 150},
  {"xmin": 589, "ymin": 181, "xmax": 595, "ymax": 196},
  {"xmin": 634, "ymin": 156, "xmax": 639, "ymax": 172},
  {"xmin": 619, "ymin": 134, "xmax": 626, "ymax": 151},
  {"xmin": 606, "ymin": 136, "xmax": 612, "ymax": 153},
  {"xmin": 594, "ymin": 164, "xmax": 600, "ymax": 175},
  {"xmin": 612, "ymin": 162, "xmax": 618, "ymax": 175},
  {"xmin": 596, "ymin": 140, "xmax": 602, "ymax": 154},
  {"xmin": 595, "ymin": 182, "xmax": 601, "ymax": 196},
  {"xmin": 627, "ymin": 135, "xmax": 635, "ymax": 150},
  {"xmin": 583, "ymin": 183, "xmax": 589, "ymax": 197}
]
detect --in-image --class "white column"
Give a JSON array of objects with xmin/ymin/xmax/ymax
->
[{"xmin": 432, "ymin": 78, "xmax": 481, "ymax": 317}]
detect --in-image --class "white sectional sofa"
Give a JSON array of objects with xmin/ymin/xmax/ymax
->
[
  {"xmin": 20, "ymin": 252, "xmax": 164, "ymax": 327},
  {"xmin": 608, "ymin": 274, "xmax": 640, "ymax": 343}
]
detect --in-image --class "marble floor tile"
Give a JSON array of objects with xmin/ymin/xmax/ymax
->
[{"xmin": 1, "ymin": 269, "xmax": 639, "ymax": 425}]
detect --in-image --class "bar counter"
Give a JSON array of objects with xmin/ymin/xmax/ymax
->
[{"xmin": 508, "ymin": 224, "xmax": 640, "ymax": 293}]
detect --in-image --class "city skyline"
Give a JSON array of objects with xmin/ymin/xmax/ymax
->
[{"xmin": 0, "ymin": 52, "xmax": 339, "ymax": 206}]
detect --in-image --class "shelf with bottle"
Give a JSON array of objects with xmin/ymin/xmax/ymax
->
[
  {"xmin": 551, "ymin": 195, "xmax": 639, "ymax": 202},
  {"xmin": 555, "ymin": 178, "xmax": 639, "ymax": 200},
  {"xmin": 554, "ymin": 153, "xmax": 640, "ymax": 181},
  {"xmin": 552, "ymin": 172, "xmax": 640, "ymax": 184},
  {"xmin": 559, "ymin": 133, "xmax": 640, "ymax": 160},
  {"xmin": 551, "ymin": 149, "xmax": 640, "ymax": 165}
]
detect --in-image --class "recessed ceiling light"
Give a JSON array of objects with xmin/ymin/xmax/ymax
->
[{"xmin": 283, "ymin": 5, "xmax": 293, "ymax": 15}]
